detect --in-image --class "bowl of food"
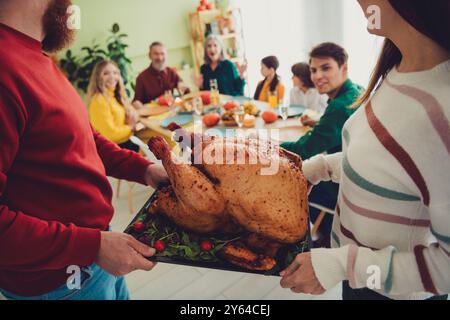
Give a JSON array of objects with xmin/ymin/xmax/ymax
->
[
  {"xmin": 243, "ymin": 101, "xmax": 260, "ymax": 116},
  {"xmin": 221, "ymin": 110, "xmax": 237, "ymax": 127}
]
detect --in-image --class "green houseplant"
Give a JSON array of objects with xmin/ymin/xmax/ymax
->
[{"xmin": 60, "ymin": 23, "xmax": 134, "ymax": 94}]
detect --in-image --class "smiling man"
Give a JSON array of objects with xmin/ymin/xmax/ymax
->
[
  {"xmin": 133, "ymin": 42, "xmax": 189, "ymax": 106},
  {"xmin": 281, "ymin": 42, "xmax": 363, "ymax": 159},
  {"xmin": 0, "ymin": 0, "xmax": 169, "ymax": 300},
  {"xmin": 281, "ymin": 42, "xmax": 363, "ymax": 247}
]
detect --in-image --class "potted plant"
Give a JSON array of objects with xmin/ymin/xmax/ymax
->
[{"xmin": 59, "ymin": 23, "xmax": 134, "ymax": 94}]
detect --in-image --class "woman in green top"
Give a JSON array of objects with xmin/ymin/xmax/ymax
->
[{"xmin": 196, "ymin": 35, "xmax": 247, "ymax": 96}]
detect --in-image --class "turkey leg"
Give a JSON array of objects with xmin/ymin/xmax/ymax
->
[{"xmin": 148, "ymin": 136, "xmax": 226, "ymax": 216}]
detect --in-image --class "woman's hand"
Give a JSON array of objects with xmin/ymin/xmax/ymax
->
[
  {"xmin": 145, "ymin": 164, "xmax": 170, "ymax": 189},
  {"xmin": 192, "ymin": 74, "xmax": 204, "ymax": 89},
  {"xmin": 126, "ymin": 107, "xmax": 140, "ymax": 129},
  {"xmin": 236, "ymin": 61, "xmax": 248, "ymax": 79},
  {"xmin": 132, "ymin": 100, "xmax": 144, "ymax": 110},
  {"xmin": 280, "ymin": 252, "xmax": 326, "ymax": 295}
]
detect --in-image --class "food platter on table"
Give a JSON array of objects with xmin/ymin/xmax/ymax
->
[
  {"xmin": 148, "ymin": 91, "xmax": 309, "ymax": 130},
  {"xmin": 137, "ymin": 104, "xmax": 170, "ymax": 117}
]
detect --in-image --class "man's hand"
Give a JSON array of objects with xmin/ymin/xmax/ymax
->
[
  {"xmin": 280, "ymin": 252, "xmax": 326, "ymax": 295},
  {"xmin": 300, "ymin": 114, "xmax": 318, "ymax": 127},
  {"xmin": 96, "ymin": 232, "xmax": 157, "ymax": 277},
  {"xmin": 145, "ymin": 164, "xmax": 170, "ymax": 189},
  {"xmin": 177, "ymin": 82, "xmax": 189, "ymax": 96}
]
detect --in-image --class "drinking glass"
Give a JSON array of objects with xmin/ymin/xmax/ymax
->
[
  {"xmin": 268, "ymin": 91, "xmax": 278, "ymax": 108},
  {"xmin": 210, "ymin": 79, "xmax": 220, "ymax": 107},
  {"xmin": 209, "ymin": 79, "xmax": 218, "ymax": 91},
  {"xmin": 193, "ymin": 96, "xmax": 204, "ymax": 117},
  {"xmin": 234, "ymin": 106, "xmax": 245, "ymax": 128},
  {"xmin": 280, "ymin": 103, "xmax": 290, "ymax": 121},
  {"xmin": 165, "ymin": 90, "xmax": 175, "ymax": 114}
]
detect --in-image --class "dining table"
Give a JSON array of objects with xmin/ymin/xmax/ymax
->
[{"xmin": 136, "ymin": 94, "xmax": 312, "ymax": 147}]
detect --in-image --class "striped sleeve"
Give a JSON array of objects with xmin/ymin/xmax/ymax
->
[
  {"xmin": 390, "ymin": 202, "xmax": 450, "ymax": 295},
  {"xmin": 311, "ymin": 245, "xmax": 396, "ymax": 293},
  {"xmin": 312, "ymin": 202, "xmax": 450, "ymax": 296}
]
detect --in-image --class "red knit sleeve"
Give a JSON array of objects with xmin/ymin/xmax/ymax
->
[
  {"xmin": 0, "ymin": 88, "xmax": 101, "ymax": 271},
  {"xmin": 91, "ymin": 127, "xmax": 152, "ymax": 185}
]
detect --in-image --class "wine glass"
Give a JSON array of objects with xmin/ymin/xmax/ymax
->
[
  {"xmin": 192, "ymin": 96, "xmax": 204, "ymax": 118},
  {"xmin": 234, "ymin": 106, "xmax": 245, "ymax": 128},
  {"xmin": 280, "ymin": 105, "xmax": 290, "ymax": 121},
  {"xmin": 165, "ymin": 90, "xmax": 175, "ymax": 114},
  {"xmin": 209, "ymin": 79, "xmax": 218, "ymax": 91},
  {"xmin": 279, "ymin": 102, "xmax": 290, "ymax": 122}
]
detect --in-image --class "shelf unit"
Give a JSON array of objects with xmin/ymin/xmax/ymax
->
[{"xmin": 188, "ymin": 7, "xmax": 246, "ymax": 73}]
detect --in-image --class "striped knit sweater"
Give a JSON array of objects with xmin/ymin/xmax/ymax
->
[{"xmin": 304, "ymin": 60, "xmax": 450, "ymax": 300}]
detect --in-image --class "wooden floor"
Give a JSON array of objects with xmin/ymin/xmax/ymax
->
[{"xmin": 0, "ymin": 179, "xmax": 342, "ymax": 300}]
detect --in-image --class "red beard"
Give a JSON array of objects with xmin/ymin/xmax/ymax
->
[{"xmin": 42, "ymin": 0, "xmax": 75, "ymax": 53}]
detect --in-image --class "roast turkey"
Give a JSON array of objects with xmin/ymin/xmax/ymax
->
[{"xmin": 147, "ymin": 124, "xmax": 309, "ymax": 270}]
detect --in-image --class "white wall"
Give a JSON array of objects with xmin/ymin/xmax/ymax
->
[
  {"xmin": 238, "ymin": 0, "xmax": 382, "ymax": 96},
  {"xmin": 239, "ymin": 0, "xmax": 345, "ymax": 97},
  {"xmin": 239, "ymin": 0, "xmax": 304, "ymax": 97}
]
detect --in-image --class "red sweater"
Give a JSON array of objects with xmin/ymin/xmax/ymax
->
[
  {"xmin": 0, "ymin": 23, "xmax": 152, "ymax": 296},
  {"xmin": 133, "ymin": 65, "xmax": 183, "ymax": 103}
]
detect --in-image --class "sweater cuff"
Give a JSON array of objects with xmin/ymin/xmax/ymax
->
[
  {"xmin": 71, "ymin": 226, "xmax": 101, "ymax": 267},
  {"xmin": 126, "ymin": 155, "xmax": 152, "ymax": 185},
  {"xmin": 302, "ymin": 155, "xmax": 329, "ymax": 185},
  {"xmin": 311, "ymin": 246, "xmax": 349, "ymax": 290}
]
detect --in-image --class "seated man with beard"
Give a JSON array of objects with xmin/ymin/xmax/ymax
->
[
  {"xmin": 133, "ymin": 41, "xmax": 189, "ymax": 106},
  {"xmin": 0, "ymin": 0, "xmax": 169, "ymax": 300}
]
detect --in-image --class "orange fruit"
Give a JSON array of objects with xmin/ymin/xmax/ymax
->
[
  {"xmin": 203, "ymin": 113, "xmax": 220, "ymax": 127},
  {"xmin": 262, "ymin": 111, "xmax": 278, "ymax": 124}
]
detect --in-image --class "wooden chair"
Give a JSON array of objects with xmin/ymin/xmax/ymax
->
[
  {"xmin": 116, "ymin": 136, "xmax": 161, "ymax": 214},
  {"xmin": 309, "ymin": 202, "xmax": 335, "ymax": 240},
  {"xmin": 115, "ymin": 179, "xmax": 136, "ymax": 214}
]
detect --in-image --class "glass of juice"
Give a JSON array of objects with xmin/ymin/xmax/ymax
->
[
  {"xmin": 209, "ymin": 79, "xmax": 220, "ymax": 107},
  {"xmin": 268, "ymin": 91, "xmax": 278, "ymax": 108}
]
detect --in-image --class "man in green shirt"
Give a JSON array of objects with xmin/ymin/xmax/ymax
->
[
  {"xmin": 281, "ymin": 43, "xmax": 363, "ymax": 158},
  {"xmin": 281, "ymin": 43, "xmax": 364, "ymax": 248}
]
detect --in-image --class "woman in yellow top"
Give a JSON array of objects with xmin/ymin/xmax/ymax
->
[
  {"xmin": 88, "ymin": 60, "xmax": 140, "ymax": 152},
  {"xmin": 253, "ymin": 56, "xmax": 285, "ymax": 104}
]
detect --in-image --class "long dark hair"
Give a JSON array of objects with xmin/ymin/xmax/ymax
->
[
  {"xmin": 254, "ymin": 56, "xmax": 280, "ymax": 100},
  {"xmin": 356, "ymin": 0, "xmax": 450, "ymax": 107}
]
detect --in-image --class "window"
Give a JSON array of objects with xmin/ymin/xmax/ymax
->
[{"xmin": 237, "ymin": 0, "xmax": 383, "ymax": 96}]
